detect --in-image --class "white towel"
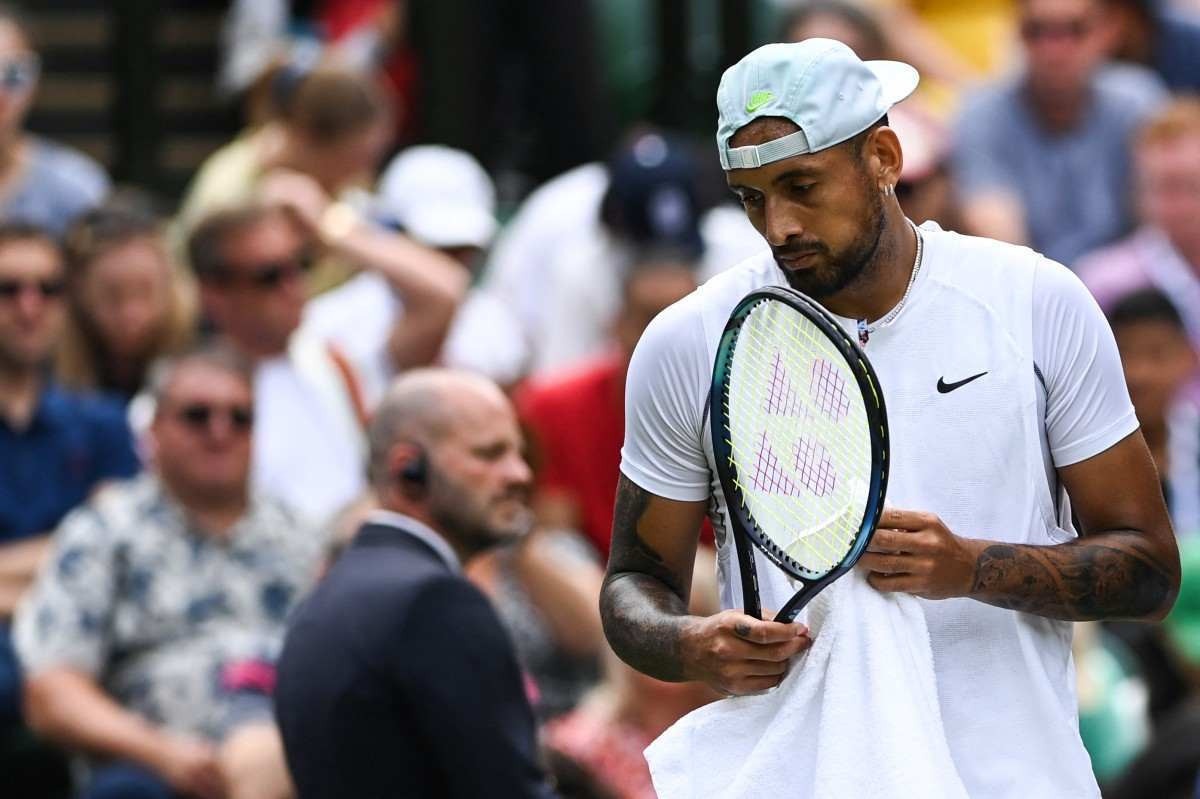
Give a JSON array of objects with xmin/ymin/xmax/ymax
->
[{"xmin": 644, "ymin": 572, "xmax": 969, "ymax": 799}]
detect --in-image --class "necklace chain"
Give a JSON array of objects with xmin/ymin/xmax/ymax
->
[{"xmin": 858, "ymin": 219, "xmax": 923, "ymax": 345}]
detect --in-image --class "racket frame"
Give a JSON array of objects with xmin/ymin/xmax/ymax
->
[{"xmin": 709, "ymin": 286, "xmax": 890, "ymax": 623}]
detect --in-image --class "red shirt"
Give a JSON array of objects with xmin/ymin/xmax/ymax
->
[{"xmin": 518, "ymin": 355, "xmax": 625, "ymax": 559}]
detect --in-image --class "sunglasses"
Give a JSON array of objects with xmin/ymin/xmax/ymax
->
[
  {"xmin": 209, "ymin": 254, "xmax": 313, "ymax": 291},
  {"xmin": 1020, "ymin": 18, "xmax": 1094, "ymax": 41},
  {"xmin": 0, "ymin": 278, "xmax": 65, "ymax": 300},
  {"xmin": 0, "ymin": 55, "xmax": 38, "ymax": 93},
  {"xmin": 174, "ymin": 403, "xmax": 254, "ymax": 433}
]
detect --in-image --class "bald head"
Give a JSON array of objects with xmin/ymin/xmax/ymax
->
[{"xmin": 367, "ymin": 368, "xmax": 509, "ymax": 489}]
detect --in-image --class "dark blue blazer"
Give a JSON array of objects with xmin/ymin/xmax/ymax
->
[{"xmin": 275, "ymin": 521, "xmax": 554, "ymax": 798}]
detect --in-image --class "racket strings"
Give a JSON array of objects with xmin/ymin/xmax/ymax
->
[{"xmin": 723, "ymin": 300, "xmax": 872, "ymax": 574}]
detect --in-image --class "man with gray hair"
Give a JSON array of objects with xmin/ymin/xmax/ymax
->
[
  {"xmin": 275, "ymin": 368, "xmax": 554, "ymax": 798},
  {"xmin": 16, "ymin": 343, "xmax": 321, "ymax": 799}
]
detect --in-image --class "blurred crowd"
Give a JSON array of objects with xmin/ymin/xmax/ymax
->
[{"xmin": 2, "ymin": 0, "xmax": 1200, "ymax": 796}]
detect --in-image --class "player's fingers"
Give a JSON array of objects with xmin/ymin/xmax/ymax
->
[
  {"xmin": 858, "ymin": 552, "xmax": 912, "ymax": 575},
  {"xmin": 878, "ymin": 507, "xmax": 935, "ymax": 531},
  {"xmin": 736, "ymin": 633, "xmax": 812, "ymax": 662},
  {"xmin": 865, "ymin": 571, "xmax": 922, "ymax": 593},
  {"xmin": 866, "ymin": 527, "xmax": 918, "ymax": 554},
  {"xmin": 732, "ymin": 616, "xmax": 808, "ymax": 644}
]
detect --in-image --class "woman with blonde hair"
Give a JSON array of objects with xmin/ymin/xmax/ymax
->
[{"xmin": 57, "ymin": 199, "xmax": 197, "ymax": 400}]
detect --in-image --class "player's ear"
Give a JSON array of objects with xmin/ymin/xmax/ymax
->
[{"xmin": 867, "ymin": 125, "xmax": 903, "ymax": 194}]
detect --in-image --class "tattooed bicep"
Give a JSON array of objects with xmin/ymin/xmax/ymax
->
[{"xmin": 607, "ymin": 474, "xmax": 706, "ymax": 599}]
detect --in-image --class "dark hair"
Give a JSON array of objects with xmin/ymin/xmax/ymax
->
[
  {"xmin": 780, "ymin": 1, "xmax": 887, "ymax": 61},
  {"xmin": 852, "ymin": 113, "xmax": 890, "ymax": 161},
  {"xmin": 282, "ymin": 66, "xmax": 389, "ymax": 144},
  {"xmin": 1108, "ymin": 287, "xmax": 1186, "ymax": 331},
  {"xmin": 186, "ymin": 204, "xmax": 287, "ymax": 280},
  {"xmin": 0, "ymin": 219, "xmax": 58, "ymax": 256},
  {"xmin": 64, "ymin": 200, "xmax": 162, "ymax": 276}
]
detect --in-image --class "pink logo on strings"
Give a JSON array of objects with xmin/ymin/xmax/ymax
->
[
  {"xmin": 810, "ymin": 358, "xmax": 850, "ymax": 420},
  {"xmin": 763, "ymin": 351, "xmax": 805, "ymax": 417},
  {"xmin": 748, "ymin": 431, "xmax": 837, "ymax": 497},
  {"xmin": 793, "ymin": 437, "xmax": 836, "ymax": 496}
]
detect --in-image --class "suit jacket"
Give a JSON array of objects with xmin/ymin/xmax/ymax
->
[{"xmin": 275, "ymin": 520, "xmax": 554, "ymax": 798}]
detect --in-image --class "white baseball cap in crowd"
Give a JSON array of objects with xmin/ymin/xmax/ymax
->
[
  {"xmin": 716, "ymin": 38, "xmax": 919, "ymax": 170},
  {"xmin": 376, "ymin": 145, "xmax": 498, "ymax": 249}
]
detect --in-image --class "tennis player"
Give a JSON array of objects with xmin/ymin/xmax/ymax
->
[{"xmin": 599, "ymin": 38, "xmax": 1180, "ymax": 796}]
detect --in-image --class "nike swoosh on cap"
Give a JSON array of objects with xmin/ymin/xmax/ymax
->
[
  {"xmin": 746, "ymin": 90, "xmax": 774, "ymax": 113},
  {"xmin": 936, "ymin": 372, "xmax": 988, "ymax": 394}
]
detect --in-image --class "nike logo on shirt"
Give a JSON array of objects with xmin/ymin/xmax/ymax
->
[{"xmin": 937, "ymin": 372, "xmax": 988, "ymax": 393}]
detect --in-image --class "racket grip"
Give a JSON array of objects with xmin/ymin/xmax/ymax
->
[{"xmin": 737, "ymin": 538, "xmax": 762, "ymax": 620}]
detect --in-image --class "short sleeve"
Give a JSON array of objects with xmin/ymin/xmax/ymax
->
[
  {"xmin": 13, "ymin": 505, "xmax": 118, "ymax": 677},
  {"xmin": 620, "ymin": 298, "xmax": 712, "ymax": 501},
  {"xmin": 1033, "ymin": 258, "xmax": 1139, "ymax": 467}
]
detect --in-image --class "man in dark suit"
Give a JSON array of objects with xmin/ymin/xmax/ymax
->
[{"xmin": 274, "ymin": 368, "xmax": 555, "ymax": 798}]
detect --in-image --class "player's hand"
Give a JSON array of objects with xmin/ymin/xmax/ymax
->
[
  {"xmin": 858, "ymin": 508, "xmax": 983, "ymax": 600},
  {"xmin": 150, "ymin": 734, "xmax": 227, "ymax": 799},
  {"xmin": 679, "ymin": 609, "xmax": 812, "ymax": 696}
]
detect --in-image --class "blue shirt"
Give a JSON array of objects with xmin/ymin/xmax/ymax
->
[
  {"xmin": 1, "ymin": 137, "xmax": 110, "ymax": 237},
  {"xmin": 952, "ymin": 64, "xmax": 1168, "ymax": 267},
  {"xmin": 0, "ymin": 383, "xmax": 139, "ymax": 543}
]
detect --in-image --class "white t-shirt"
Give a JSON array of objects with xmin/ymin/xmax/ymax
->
[
  {"xmin": 253, "ymin": 330, "xmax": 367, "ymax": 526},
  {"xmin": 621, "ymin": 223, "xmax": 1136, "ymax": 797}
]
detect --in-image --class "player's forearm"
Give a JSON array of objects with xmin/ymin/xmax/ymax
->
[
  {"xmin": 967, "ymin": 531, "xmax": 1179, "ymax": 621},
  {"xmin": 600, "ymin": 571, "xmax": 695, "ymax": 682}
]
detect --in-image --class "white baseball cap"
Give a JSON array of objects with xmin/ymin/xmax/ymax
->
[
  {"xmin": 376, "ymin": 145, "xmax": 498, "ymax": 249},
  {"xmin": 716, "ymin": 38, "xmax": 919, "ymax": 170}
]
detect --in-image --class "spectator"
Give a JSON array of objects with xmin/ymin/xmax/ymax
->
[
  {"xmin": 0, "ymin": 222, "xmax": 138, "ymax": 766},
  {"xmin": 952, "ymin": 0, "xmax": 1167, "ymax": 266},
  {"xmin": 176, "ymin": 64, "xmax": 393, "ymax": 293},
  {"xmin": 544, "ymin": 548, "xmax": 720, "ymax": 799},
  {"xmin": 0, "ymin": 5, "xmax": 109, "ymax": 236},
  {"xmin": 57, "ymin": 202, "xmax": 196, "ymax": 401},
  {"xmin": 1078, "ymin": 98, "xmax": 1200, "ymax": 342},
  {"xmin": 15, "ymin": 344, "xmax": 321, "ymax": 799},
  {"xmin": 1104, "ymin": 0, "xmax": 1200, "ymax": 92},
  {"xmin": 482, "ymin": 130, "xmax": 762, "ymax": 380},
  {"xmin": 781, "ymin": 2, "xmax": 889, "ymax": 62},
  {"xmin": 467, "ymin": 528, "xmax": 606, "ymax": 720},
  {"xmin": 275, "ymin": 369, "xmax": 554, "ymax": 798},
  {"xmin": 188, "ymin": 203, "xmax": 368, "ymax": 524},
  {"xmin": 304, "ymin": 145, "xmax": 518, "ymax": 398},
  {"xmin": 1109, "ymin": 289, "xmax": 1200, "ymax": 536},
  {"xmin": 518, "ymin": 258, "xmax": 699, "ymax": 559}
]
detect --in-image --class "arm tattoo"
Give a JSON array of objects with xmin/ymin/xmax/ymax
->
[
  {"xmin": 599, "ymin": 476, "xmax": 694, "ymax": 682},
  {"xmin": 969, "ymin": 532, "xmax": 1175, "ymax": 621}
]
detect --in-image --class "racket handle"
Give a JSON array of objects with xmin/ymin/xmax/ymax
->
[{"xmin": 736, "ymin": 537, "xmax": 762, "ymax": 620}]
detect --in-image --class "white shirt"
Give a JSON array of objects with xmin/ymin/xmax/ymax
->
[
  {"xmin": 253, "ymin": 329, "xmax": 367, "ymax": 525},
  {"xmin": 621, "ymin": 223, "xmax": 1136, "ymax": 797}
]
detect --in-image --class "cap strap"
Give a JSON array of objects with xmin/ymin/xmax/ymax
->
[{"xmin": 720, "ymin": 128, "xmax": 812, "ymax": 170}]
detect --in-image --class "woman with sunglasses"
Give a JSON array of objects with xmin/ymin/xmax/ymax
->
[{"xmin": 0, "ymin": 5, "xmax": 110, "ymax": 237}]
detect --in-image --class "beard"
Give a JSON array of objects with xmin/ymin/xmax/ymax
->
[
  {"xmin": 774, "ymin": 182, "xmax": 887, "ymax": 299},
  {"xmin": 427, "ymin": 467, "xmax": 532, "ymax": 558}
]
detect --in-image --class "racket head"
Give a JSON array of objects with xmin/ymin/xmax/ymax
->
[{"xmin": 710, "ymin": 286, "xmax": 889, "ymax": 608}]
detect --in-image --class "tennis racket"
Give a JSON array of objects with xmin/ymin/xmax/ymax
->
[{"xmin": 710, "ymin": 286, "xmax": 889, "ymax": 623}]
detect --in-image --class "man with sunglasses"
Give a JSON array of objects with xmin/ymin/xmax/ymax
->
[
  {"xmin": 189, "ymin": 203, "xmax": 379, "ymax": 526},
  {"xmin": 952, "ymin": 0, "xmax": 1167, "ymax": 267},
  {"xmin": 15, "ymin": 344, "xmax": 324, "ymax": 799},
  {"xmin": 0, "ymin": 221, "xmax": 138, "ymax": 792}
]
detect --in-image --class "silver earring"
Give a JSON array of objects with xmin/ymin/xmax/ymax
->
[{"xmin": 883, "ymin": 184, "xmax": 895, "ymax": 197}]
